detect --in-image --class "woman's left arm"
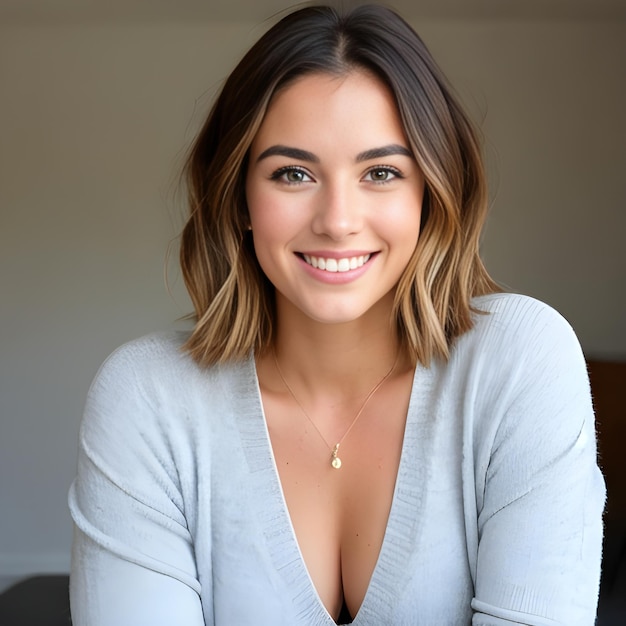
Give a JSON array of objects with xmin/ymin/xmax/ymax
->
[{"xmin": 471, "ymin": 300, "xmax": 606, "ymax": 626}]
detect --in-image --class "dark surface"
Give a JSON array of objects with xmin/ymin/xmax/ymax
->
[
  {"xmin": 0, "ymin": 576, "xmax": 71, "ymax": 626},
  {"xmin": 590, "ymin": 359, "xmax": 626, "ymax": 626},
  {"xmin": 597, "ymin": 526, "xmax": 626, "ymax": 625}
]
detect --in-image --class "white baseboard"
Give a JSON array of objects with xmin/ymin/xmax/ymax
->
[{"xmin": 0, "ymin": 552, "xmax": 70, "ymax": 578}]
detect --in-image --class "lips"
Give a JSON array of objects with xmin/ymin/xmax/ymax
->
[{"xmin": 302, "ymin": 253, "xmax": 371, "ymax": 273}]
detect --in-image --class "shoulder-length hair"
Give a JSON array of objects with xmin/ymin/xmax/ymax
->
[{"xmin": 180, "ymin": 3, "xmax": 499, "ymax": 367}]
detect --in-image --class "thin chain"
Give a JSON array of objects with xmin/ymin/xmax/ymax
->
[{"xmin": 272, "ymin": 348, "xmax": 399, "ymax": 468}]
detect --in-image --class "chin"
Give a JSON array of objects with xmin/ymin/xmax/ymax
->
[
  {"xmin": 302, "ymin": 303, "xmax": 391, "ymax": 327},
  {"xmin": 277, "ymin": 289, "xmax": 397, "ymax": 328}
]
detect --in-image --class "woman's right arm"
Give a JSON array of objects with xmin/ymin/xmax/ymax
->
[{"xmin": 68, "ymin": 342, "xmax": 206, "ymax": 625}]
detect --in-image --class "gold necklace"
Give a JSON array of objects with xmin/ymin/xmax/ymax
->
[{"xmin": 272, "ymin": 349, "xmax": 398, "ymax": 469}]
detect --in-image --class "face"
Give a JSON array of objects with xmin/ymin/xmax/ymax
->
[{"xmin": 245, "ymin": 70, "xmax": 424, "ymax": 327}]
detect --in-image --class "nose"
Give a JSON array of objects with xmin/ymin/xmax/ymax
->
[{"xmin": 311, "ymin": 180, "xmax": 363, "ymax": 240}]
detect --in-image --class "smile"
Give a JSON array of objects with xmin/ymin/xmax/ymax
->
[{"xmin": 302, "ymin": 254, "xmax": 371, "ymax": 273}]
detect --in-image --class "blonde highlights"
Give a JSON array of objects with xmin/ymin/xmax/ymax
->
[
  {"xmin": 392, "ymin": 94, "xmax": 498, "ymax": 364},
  {"xmin": 180, "ymin": 4, "xmax": 499, "ymax": 367},
  {"xmin": 180, "ymin": 91, "xmax": 275, "ymax": 364}
]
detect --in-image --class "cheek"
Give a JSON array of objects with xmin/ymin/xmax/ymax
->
[
  {"xmin": 247, "ymin": 192, "xmax": 293, "ymax": 276},
  {"xmin": 378, "ymin": 198, "xmax": 422, "ymax": 250},
  {"xmin": 249, "ymin": 229, "xmax": 279, "ymax": 290},
  {"xmin": 248, "ymin": 186, "xmax": 311, "ymax": 247},
  {"xmin": 247, "ymin": 182, "xmax": 295, "ymax": 230},
  {"xmin": 245, "ymin": 179, "xmax": 266, "ymax": 231},
  {"xmin": 247, "ymin": 192, "xmax": 277, "ymax": 259}
]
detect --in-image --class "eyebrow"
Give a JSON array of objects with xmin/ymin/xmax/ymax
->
[
  {"xmin": 256, "ymin": 145, "xmax": 319, "ymax": 163},
  {"xmin": 356, "ymin": 144, "xmax": 413, "ymax": 162},
  {"xmin": 255, "ymin": 143, "xmax": 413, "ymax": 164}
]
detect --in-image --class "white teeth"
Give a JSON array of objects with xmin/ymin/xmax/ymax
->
[{"xmin": 303, "ymin": 254, "xmax": 371, "ymax": 272}]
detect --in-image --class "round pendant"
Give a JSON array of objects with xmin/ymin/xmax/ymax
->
[{"xmin": 331, "ymin": 456, "xmax": 342, "ymax": 469}]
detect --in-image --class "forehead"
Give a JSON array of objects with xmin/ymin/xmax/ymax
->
[{"xmin": 250, "ymin": 70, "xmax": 408, "ymax": 154}]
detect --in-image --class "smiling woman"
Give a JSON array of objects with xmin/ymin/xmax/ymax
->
[
  {"xmin": 68, "ymin": 4, "xmax": 605, "ymax": 626},
  {"xmin": 246, "ymin": 71, "xmax": 423, "ymax": 326}
]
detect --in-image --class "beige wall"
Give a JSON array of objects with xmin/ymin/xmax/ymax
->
[{"xmin": 1, "ymin": 15, "xmax": 624, "ymax": 577}]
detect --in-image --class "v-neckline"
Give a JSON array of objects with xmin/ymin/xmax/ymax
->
[{"xmin": 231, "ymin": 355, "xmax": 436, "ymax": 624}]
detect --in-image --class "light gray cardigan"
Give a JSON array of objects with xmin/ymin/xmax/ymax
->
[{"xmin": 69, "ymin": 293, "xmax": 605, "ymax": 625}]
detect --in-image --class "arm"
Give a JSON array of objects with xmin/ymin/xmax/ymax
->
[
  {"xmin": 470, "ymin": 299, "xmax": 605, "ymax": 626},
  {"xmin": 68, "ymin": 341, "xmax": 206, "ymax": 625}
]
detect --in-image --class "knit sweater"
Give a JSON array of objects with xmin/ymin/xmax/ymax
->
[{"xmin": 68, "ymin": 293, "xmax": 605, "ymax": 625}]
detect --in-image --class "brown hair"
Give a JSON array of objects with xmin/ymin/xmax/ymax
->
[{"xmin": 180, "ymin": 3, "xmax": 499, "ymax": 367}]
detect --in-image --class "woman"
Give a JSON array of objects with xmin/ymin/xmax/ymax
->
[{"xmin": 68, "ymin": 4, "xmax": 605, "ymax": 625}]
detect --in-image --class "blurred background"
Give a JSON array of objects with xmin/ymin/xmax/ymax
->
[{"xmin": 1, "ymin": 0, "xmax": 624, "ymax": 621}]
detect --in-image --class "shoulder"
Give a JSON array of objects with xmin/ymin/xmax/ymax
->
[
  {"xmin": 445, "ymin": 297, "xmax": 597, "ymax": 505},
  {"xmin": 78, "ymin": 332, "xmax": 255, "ymax": 491},
  {"xmin": 447, "ymin": 293, "xmax": 590, "ymax": 418},
  {"xmin": 462, "ymin": 292, "xmax": 584, "ymax": 364},
  {"xmin": 90, "ymin": 330, "xmax": 249, "ymax": 396},
  {"xmin": 470, "ymin": 292, "xmax": 574, "ymax": 335},
  {"xmin": 93, "ymin": 330, "xmax": 193, "ymax": 382},
  {"xmin": 449, "ymin": 294, "xmax": 593, "ymax": 446},
  {"xmin": 84, "ymin": 331, "xmax": 252, "ymax": 435}
]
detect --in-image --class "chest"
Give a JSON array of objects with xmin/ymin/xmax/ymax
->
[
  {"xmin": 193, "ymin": 401, "xmax": 473, "ymax": 626},
  {"xmin": 264, "ymin": 376, "xmax": 413, "ymax": 622},
  {"xmin": 188, "ymin": 361, "xmax": 477, "ymax": 624}
]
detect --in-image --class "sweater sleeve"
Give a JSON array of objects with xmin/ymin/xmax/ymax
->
[
  {"xmin": 469, "ymin": 297, "xmax": 605, "ymax": 626},
  {"xmin": 68, "ymin": 339, "xmax": 206, "ymax": 626}
]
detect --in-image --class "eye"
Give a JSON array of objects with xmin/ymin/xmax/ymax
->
[
  {"xmin": 270, "ymin": 166, "xmax": 314, "ymax": 185},
  {"xmin": 364, "ymin": 166, "xmax": 402, "ymax": 183}
]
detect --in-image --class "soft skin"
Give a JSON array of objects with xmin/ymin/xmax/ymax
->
[{"xmin": 245, "ymin": 70, "xmax": 425, "ymax": 329}]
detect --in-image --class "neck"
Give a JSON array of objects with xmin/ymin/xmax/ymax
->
[{"xmin": 268, "ymin": 296, "xmax": 405, "ymax": 398}]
